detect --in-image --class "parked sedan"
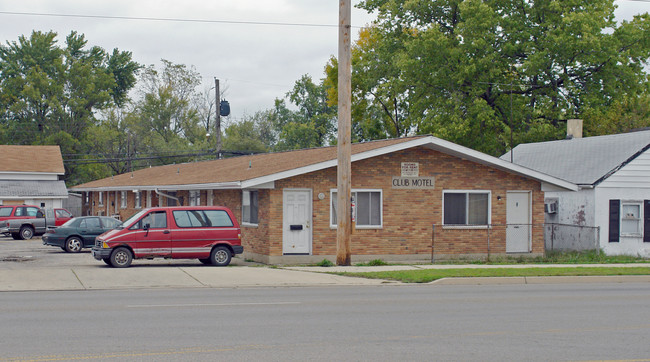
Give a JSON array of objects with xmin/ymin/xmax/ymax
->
[{"xmin": 42, "ymin": 216, "xmax": 122, "ymax": 253}]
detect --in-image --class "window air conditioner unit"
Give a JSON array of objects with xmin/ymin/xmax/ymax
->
[{"xmin": 544, "ymin": 201, "xmax": 558, "ymax": 214}]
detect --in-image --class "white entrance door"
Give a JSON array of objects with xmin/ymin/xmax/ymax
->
[
  {"xmin": 506, "ymin": 191, "xmax": 531, "ymax": 253},
  {"xmin": 283, "ymin": 190, "xmax": 312, "ymax": 255}
]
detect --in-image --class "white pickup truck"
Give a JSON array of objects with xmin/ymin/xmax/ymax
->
[{"xmin": 5, "ymin": 208, "xmax": 74, "ymax": 240}]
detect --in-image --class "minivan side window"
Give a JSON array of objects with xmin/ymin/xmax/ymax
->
[
  {"xmin": 204, "ymin": 210, "xmax": 234, "ymax": 227},
  {"xmin": 173, "ymin": 210, "xmax": 210, "ymax": 227},
  {"xmin": 131, "ymin": 211, "xmax": 167, "ymax": 230},
  {"xmin": 0, "ymin": 207, "xmax": 12, "ymax": 217},
  {"xmin": 173, "ymin": 210, "xmax": 233, "ymax": 228}
]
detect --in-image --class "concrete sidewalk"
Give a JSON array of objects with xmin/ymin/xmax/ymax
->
[
  {"xmin": 0, "ymin": 265, "xmax": 386, "ymax": 292},
  {"xmin": 0, "ymin": 263, "xmax": 649, "ymax": 292}
]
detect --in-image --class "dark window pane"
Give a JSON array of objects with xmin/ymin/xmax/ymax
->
[
  {"xmin": 250, "ymin": 191, "xmax": 259, "ymax": 224},
  {"xmin": 444, "ymin": 193, "xmax": 466, "ymax": 225},
  {"xmin": 357, "ymin": 192, "xmax": 370, "ymax": 225},
  {"xmin": 370, "ymin": 192, "xmax": 381, "ymax": 225}
]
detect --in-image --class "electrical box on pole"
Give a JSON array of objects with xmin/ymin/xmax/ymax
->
[{"xmin": 220, "ymin": 100, "xmax": 230, "ymax": 117}]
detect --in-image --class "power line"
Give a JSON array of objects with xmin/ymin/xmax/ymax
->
[
  {"xmin": 0, "ymin": 11, "xmax": 365, "ymax": 29},
  {"xmin": 62, "ymin": 149, "xmax": 260, "ymax": 166}
]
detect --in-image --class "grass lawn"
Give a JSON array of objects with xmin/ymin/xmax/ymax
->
[{"xmin": 334, "ymin": 266, "xmax": 650, "ymax": 283}]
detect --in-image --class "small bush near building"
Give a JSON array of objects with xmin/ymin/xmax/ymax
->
[{"xmin": 316, "ymin": 259, "xmax": 335, "ymax": 267}]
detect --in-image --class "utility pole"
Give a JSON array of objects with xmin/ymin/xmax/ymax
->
[
  {"xmin": 215, "ymin": 78, "xmax": 222, "ymax": 156},
  {"xmin": 336, "ymin": 0, "xmax": 352, "ymax": 266}
]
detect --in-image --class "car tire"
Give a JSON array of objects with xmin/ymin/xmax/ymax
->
[
  {"xmin": 210, "ymin": 246, "xmax": 232, "ymax": 267},
  {"xmin": 109, "ymin": 247, "xmax": 133, "ymax": 268},
  {"xmin": 65, "ymin": 237, "xmax": 83, "ymax": 253},
  {"xmin": 19, "ymin": 226, "xmax": 34, "ymax": 240}
]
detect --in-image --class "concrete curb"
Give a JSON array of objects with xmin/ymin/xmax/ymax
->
[
  {"xmin": 0, "ymin": 264, "xmax": 648, "ymax": 292},
  {"xmin": 431, "ymin": 275, "xmax": 650, "ymax": 285}
]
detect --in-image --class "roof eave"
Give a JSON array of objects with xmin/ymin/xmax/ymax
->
[{"xmin": 72, "ymin": 181, "xmax": 243, "ymax": 192}]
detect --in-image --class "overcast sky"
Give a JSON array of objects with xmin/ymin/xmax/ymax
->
[{"xmin": 1, "ymin": 1, "xmax": 649, "ymax": 122}]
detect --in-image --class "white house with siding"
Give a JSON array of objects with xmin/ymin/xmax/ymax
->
[
  {"xmin": 0, "ymin": 145, "xmax": 68, "ymax": 209},
  {"xmin": 503, "ymin": 126, "xmax": 650, "ymax": 257}
]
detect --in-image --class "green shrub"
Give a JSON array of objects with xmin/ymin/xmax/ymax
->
[
  {"xmin": 366, "ymin": 259, "xmax": 388, "ymax": 266},
  {"xmin": 316, "ymin": 259, "xmax": 334, "ymax": 267}
]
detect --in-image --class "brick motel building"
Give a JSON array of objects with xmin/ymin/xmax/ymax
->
[{"xmin": 71, "ymin": 135, "xmax": 577, "ymax": 264}]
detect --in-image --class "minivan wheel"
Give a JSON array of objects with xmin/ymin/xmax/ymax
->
[
  {"xmin": 19, "ymin": 226, "xmax": 34, "ymax": 240},
  {"xmin": 109, "ymin": 247, "xmax": 133, "ymax": 268},
  {"xmin": 65, "ymin": 237, "xmax": 83, "ymax": 253},
  {"xmin": 210, "ymin": 246, "xmax": 232, "ymax": 266}
]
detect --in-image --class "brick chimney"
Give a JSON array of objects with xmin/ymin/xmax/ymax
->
[{"xmin": 567, "ymin": 119, "xmax": 583, "ymax": 139}]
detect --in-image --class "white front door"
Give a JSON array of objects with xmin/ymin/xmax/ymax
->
[
  {"xmin": 506, "ymin": 191, "xmax": 531, "ymax": 253},
  {"xmin": 283, "ymin": 190, "xmax": 312, "ymax": 255}
]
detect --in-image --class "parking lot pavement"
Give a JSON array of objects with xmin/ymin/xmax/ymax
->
[{"xmin": 0, "ymin": 236, "xmax": 385, "ymax": 291}]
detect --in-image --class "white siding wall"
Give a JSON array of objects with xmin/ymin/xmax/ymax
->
[
  {"xmin": 13, "ymin": 199, "xmax": 64, "ymax": 209},
  {"xmin": 595, "ymin": 187, "xmax": 650, "ymax": 257},
  {"xmin": 599, "ymin": 149, "xmax": 650, "ymax": 189},
  {"xmin": 595, "ymin": 149, "xmax": 650, "ymax": 256},
  {"xmin": 545, "ymin": 188, "xmax": 595, "ymax": 226}
]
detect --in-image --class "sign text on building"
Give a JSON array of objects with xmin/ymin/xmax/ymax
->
[
  {"xmin": 392, "ymin": 176, "xmax": 435, "ymax": 189},
  {"xmin": 401, "ymin": 162, "xmax": 419, "ymax": 177}
]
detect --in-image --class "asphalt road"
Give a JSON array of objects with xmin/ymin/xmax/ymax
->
[{"xmin": 1, "ymin": 283, "xmax": 650, "ymax": 361}]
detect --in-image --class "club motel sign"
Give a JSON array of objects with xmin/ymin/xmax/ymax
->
[{"xmin": 392, "ymin": 162, "xmax": 435, "ymax": 189}]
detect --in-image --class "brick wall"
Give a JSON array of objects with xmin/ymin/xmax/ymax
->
[
  {"xmin": 84, "ymin": 146, "xmax": 546, "ymax": 261},
  {"xmin": 268, "ymin": 147, "xmax": 544, "ymax": 258}
]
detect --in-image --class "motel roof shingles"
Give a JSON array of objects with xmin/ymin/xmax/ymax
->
[
  {"xmin": 72, "ymin": 136, "xmax": 428, "ymax": 190},
  {"xmin": 0, "ymin": 145, "xmax": 65, "ymax": 174}
]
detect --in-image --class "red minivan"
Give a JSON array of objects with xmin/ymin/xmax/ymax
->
[{"xmin": 91, "ymin": 206, "xmax": 243, "ymax": 268}]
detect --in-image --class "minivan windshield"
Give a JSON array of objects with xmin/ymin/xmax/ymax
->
[{"xmin": 117, "ymin": 209, "xmax": 149, "ymax": 229}]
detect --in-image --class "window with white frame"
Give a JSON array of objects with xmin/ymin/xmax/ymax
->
[
  {"xmin": 120, "ymin": 191, "xmax": 127, "ymax": 209},
  {"xmin": 134, "ymin": 191, "xmax": 142, "ymax": 209},
  {"xmin": 242, "ymin": 190, "xmax": 259, "ymax": 224},
  {"xmin": 443, "ymin": 191, "xmax": 490, "ymax": 226},
  {"xmin": 621, "ymin": 202, "xmax": 641, "ymax": 235},
  {"xmin": 189, "ymin": 190, "xmax": 201, "ymax": 206},
  {"xmin": 330, "ymin": 189, "xmax": 382, "ymax": 228}
]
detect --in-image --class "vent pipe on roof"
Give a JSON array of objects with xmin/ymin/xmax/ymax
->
[{"xmin": 567, "ymin": 119, "xmax": 583, "ymax": 139}]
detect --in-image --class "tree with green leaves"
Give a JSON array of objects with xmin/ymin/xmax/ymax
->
[
  {"xmin": 0, "ymin": 30, "xmax": 140, "ymax": 184},
  {"xmin": 326, "ymin": 0, "xmax": 650, "ymax": 155},
  {"xmin": 270, "ymin": 75, "xmax": 337, "ymax": 151},
  {"xmin": 222, "ymin": 111, "xmax": 275, "ymax": 154},
  {"xmin": 0, "ymin": 30, "xmax": 139, "ymax": 145},
  {"xmin": 127, "ymin": 59, "xmax": 211, "ymax": 166}
]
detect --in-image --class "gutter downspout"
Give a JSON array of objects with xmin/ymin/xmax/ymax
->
[{"xmin": 155, "ymin": 189, "xmax": 181, "ymax": 206}]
